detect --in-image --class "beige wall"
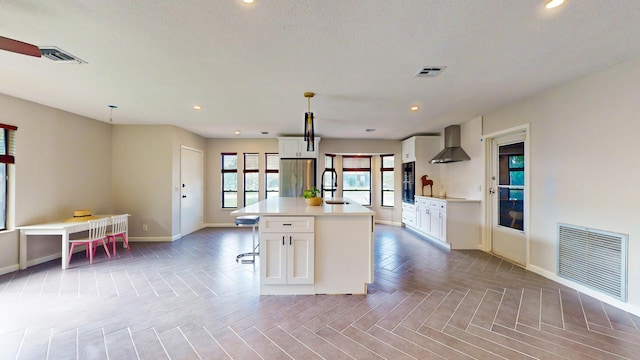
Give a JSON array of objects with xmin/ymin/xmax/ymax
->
[
  {"xmin": 437, "ymin": 117, "xmax": 484, "ymax": 200},
  {"xmin": 0, "ymin": 93, "xmax": 112, "ymax": 271},
  {"xmin": 482, "ymin": 55, "xmax": 640, "ymax": 312},
  {"xmin": 205, "ymin": 138, "xmax": 279, "ymax": 225},
  {"xmin": 112, "ymin": 124, "xmax": 207, "ymax": 240}
]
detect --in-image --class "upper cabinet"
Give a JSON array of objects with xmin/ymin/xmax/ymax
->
[
  {"xmin": 278, "ymin": 137, "xmax": 320, "ymax": 158},
  {"xmin": 401, "ymin": 137, "xmax": 416, "ymax": 163},
  {"xmin": 401, "ymin": 136, "xmax": 440, "ymax": 164}
]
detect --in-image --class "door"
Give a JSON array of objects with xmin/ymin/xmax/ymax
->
[
  {"xmin": 180, "ymin": 146, "xmax": 203, "ymax": 237},
  {"xmin": 489, "ymin": 132, "xmax": 526, "ymax": 265}
]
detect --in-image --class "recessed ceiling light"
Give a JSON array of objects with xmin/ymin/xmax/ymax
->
[
  {"xmin": 410, "ymin": 106, "xmax": 419, "ymax": 111},
  {"xmin": 243, "ymin": 0, "xmax": 254, "ymax": 3},
  {"xmin": 234, "ymin": 131, "xmax": 240, "ymax": 135},
  {"xmin": 545, "ymin": 0, "xmax": 565, "ymax": 9},
  {"xmin": 193, "ymin": 105, "xmax": 202, "ymax": 110}
]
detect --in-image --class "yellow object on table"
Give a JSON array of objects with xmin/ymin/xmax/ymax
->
[{"xmin": 64, "ymin": 209, "xmax": 99, "ymax": 222}]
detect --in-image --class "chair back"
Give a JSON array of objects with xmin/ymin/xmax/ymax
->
[
  {"xmin": 88, "ymin": 218, "xmax": 109, "ymax": 241},
  {"xmin": 110, "ymin": 214, "xmax": 128, "ymax": 235}
]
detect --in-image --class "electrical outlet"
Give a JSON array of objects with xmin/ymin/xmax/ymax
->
[{"xmin": 143, "ymin": 224, "xmax": 148, "ymax": 232}]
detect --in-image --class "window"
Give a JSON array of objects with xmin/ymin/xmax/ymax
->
[
  {"xmin": 342, "ymin": 156, "xmax": 371, "ymax": 206},
  {"xmin": 221, "ymin": 153, "xmax": 238, "ymax": 208},
  {"xmin": 322, "ymin": 154, "xmax": 336, "ymax": 199},
  {"xmin": 380, "ymin": 154, "xmax": 394, "ymax": 207},
  {"xmin": 244, "ymin": 153, "xmax": 260, "ymax": 206},
  {"xmin": 0, "ymin": 124, "xmax": 17, "ymax": 231},
  {"xmin": 265, "ymin": 153, "xmax": 279, "ymax": 199},
  {"xmin": 498, "ymin": 142, "xmax": 525, "ymax": 230}
]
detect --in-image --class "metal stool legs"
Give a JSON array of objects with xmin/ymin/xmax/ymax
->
[
  {"xmin": 236, "ymin": 222, "xmax": 259, "ymax": 264},
  {"xmin": 234, "ymin": 216, "xmax": 260, "ymax": 266}
]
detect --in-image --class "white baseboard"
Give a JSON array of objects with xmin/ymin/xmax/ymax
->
[
  {"xmin": 527, "ymin": 264, "xmax": 640, "ymax": 317},
  {"xmin": 129, "ymin": 236, "xmax": 177, "ymax": 242},
  {"xmin": 0, "ymin": 264, "xmax": 19, "ymax": 275},
  {"xmin": 375, "ymin": 220, "xmax": 403, "ymax": 227},
  {"xmin": 205, "ymin": 223, "xmax": 236, "ymax": 228}
]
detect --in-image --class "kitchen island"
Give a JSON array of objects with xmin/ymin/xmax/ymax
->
[{"xmin": 231, "ymin": 197, "xmax": 375, "ymax": 295}]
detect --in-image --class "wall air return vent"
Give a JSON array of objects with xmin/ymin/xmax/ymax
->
[
  {"xmin": 558, "ymin": 223, "xmax": 628, "ymax": 301},
  {"xmin": 415, "ymin": 66, "xmax": 446, "ymax": 78},
  {"xmin": 39, "ymin": 47, "xmax": 87, "ymax": 64}
]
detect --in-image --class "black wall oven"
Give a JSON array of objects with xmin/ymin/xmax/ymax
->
[{"xmin": 402, "ymin": 161, "xmax": 415, "ymax": 204}]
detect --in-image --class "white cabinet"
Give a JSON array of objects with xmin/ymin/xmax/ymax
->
[
  {"xmin": 401, "ymin": 202, "xmax": 416, "ymax": 227},
  {"xmin": 407, "ymin": 196, "xmax": 480, "ymax": 250},
  {"xmin": 401, "ymin": 137, "xmax": 416, "ymax": 163},
  {"xmin": 278, "ymin": 137, "xmax": 320, "ymax": 158},
  {"xmin": 260, "ymin": 217, "xmax": 314, "ymax": 285}
]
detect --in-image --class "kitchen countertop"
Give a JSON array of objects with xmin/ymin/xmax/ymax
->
[
  {"xmin": 231, "ymin": 197, "xmax": 376, "ymax": 217},
  {"xmin": 415, "ymin": 195, "xmax": 481, "ymax": 203}
]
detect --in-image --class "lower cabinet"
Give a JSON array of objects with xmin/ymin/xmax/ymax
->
[
  {"xmin": 260, "ymin": 216, "xmax": 314, "ymax": 285},
  {"xmin": 407, "ymin": 196, "xmax": 479, "ymax": 249}
]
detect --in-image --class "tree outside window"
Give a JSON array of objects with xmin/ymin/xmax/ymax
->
[
  {"xmin": 244, "ymin": 153, "xmax": 259, "ymax": 206},
  {"xmin": 380, "ymin": 154, "xmax": 394, "ymax": 207},
  {"xmin": 342, "ymin": 156, "xmax": 371, "ymax": 206}
]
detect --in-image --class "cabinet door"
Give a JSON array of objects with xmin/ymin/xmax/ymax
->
[
  {"xmin": 401, "ymin": 137, "xmax": 416, "ymax": 163},
  {"xmin": 287, "ymin": 233, "xmax": 315, "ymax": 284},
  {"xmin": 439, "ymin": 212, "xmax": 447, "ymax": 241},
  {"xmin": 279, "ymin": 138, "xmax": 301, "ymax": 158},
  {"xmin": 430, "ymin": 210, "xmax": 441, "ymax": 239},
  {"xmin": 420, "ymin": 207, "xmax": 431, "ymax": 234},
  {"xmin": 261, "ymin": 233, "xmax": 287, "ymax": 284}
]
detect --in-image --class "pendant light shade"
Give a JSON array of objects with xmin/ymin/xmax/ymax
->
[{"xmin": 303, "ymin": 92, "xmax": 315, "ymax": 151}]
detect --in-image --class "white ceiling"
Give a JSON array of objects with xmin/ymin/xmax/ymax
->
[{"xmin": 2, "ymin": 1, "xmax": 640, "ymax": 140}]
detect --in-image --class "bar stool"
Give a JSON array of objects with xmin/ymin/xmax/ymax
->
[{"xmin": 235, "ymin": 215, "xmax": 260, "ymax": 265}]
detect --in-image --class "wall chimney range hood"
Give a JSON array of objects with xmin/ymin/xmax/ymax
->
[{"xmin": 430, "ymin": 125, "xmax": 470, "ymax": 163}]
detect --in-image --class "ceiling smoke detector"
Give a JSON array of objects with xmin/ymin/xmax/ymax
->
[
  {"xmin": 415, "ymin": 66, "xmax": 446, "ymax": 78},
  {"xmin": 39, "ymin": 47, "xmax": 87, "ymax": 64}
]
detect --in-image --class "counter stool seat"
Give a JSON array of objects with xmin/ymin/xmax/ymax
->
[{"xmin": 235, "ymin": 215, "xmax": 260, "ymax": 265}]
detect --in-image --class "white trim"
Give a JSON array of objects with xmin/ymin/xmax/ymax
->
[
  {"xmin": 129, "ymin": 236, "xmax": 178, "ymax": 242},
  {"xmin": 375, "ymin": 220, "xmax": 402, "ymax": 226},
  {"xmin": 482, "ymin": 123, "xmax": 530, "ymax": 266},
  {"xmin": 0, "ymin": 264, "xmax": 19, "ymax": 275},
  {"xmin": 205, "ymin": 223, "xmax": 237, "ymax": 228},
  {"xmin": 527, "ymin": 264, "xmax": 640, "ymax": 317}
]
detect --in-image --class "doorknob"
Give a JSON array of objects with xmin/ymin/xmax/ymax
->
[
  {"xmin": 489, "ymin": 188, "xmax": 495, "ymax": 194},
  {"xmin": 182, "ymin": 195, "xmax": 187, "ymax": 198}
]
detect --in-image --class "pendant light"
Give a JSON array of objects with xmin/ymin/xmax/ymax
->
[
  {"xmin": 303, "ymin": 91, "xmax": 315, "ymax": 151},
  {"xmin": 108, "ymin": 104, "xmax": 118, "ymax": 123}
]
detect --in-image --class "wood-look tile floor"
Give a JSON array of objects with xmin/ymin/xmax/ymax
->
[{"xmin": 1, "ymin": 225, "xmax": 639, "ymax": 359}]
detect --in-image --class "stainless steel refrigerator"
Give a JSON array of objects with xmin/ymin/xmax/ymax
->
[{"xmin": 279, "ymin": 158, "xmax": 316, "ymax": 197}]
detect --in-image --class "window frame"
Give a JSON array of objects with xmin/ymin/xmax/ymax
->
[
  {"xmin": 243, "ymin": 153, "xmax": 260, "ymax": 206},
  {"xmin": 221, "ymin": 153, "xmax": 238, "ymax": 208},
  {"xmin": 0, "ymin": 124, "xmax": 17, "ymax": 230},
  {"xmin": 380, "ymin": 154, "xmax": 395, "ymax": 207},
  {"xmin": 342, "ymin": 155, "xmax": 372, "ymax": 206},
  {"xmin": 265, "ymin": 153, "xmax": 279, "ymax": 199}
]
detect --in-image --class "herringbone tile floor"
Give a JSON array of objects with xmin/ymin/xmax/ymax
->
[{"xmin": 1, "ymin": 225, "xmax": 639, "ymax": 359}]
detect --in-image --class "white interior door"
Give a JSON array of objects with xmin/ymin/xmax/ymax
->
[
  {"xmin": 180, "ymin": 146, "xmax": 203, "ymax": 236},
  {"xmin": 489, "ymin": 131, "xmax": 527, "ymax": 265}
]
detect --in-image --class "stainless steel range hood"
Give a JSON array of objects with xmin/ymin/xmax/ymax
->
[{"xmin": 430, "ymin": 125, "xmax": 470, "ymax": 163}]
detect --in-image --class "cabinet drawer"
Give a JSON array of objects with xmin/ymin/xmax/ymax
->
[
  {"xmin": 428, "ymin": 200, "xmax": 446, "ymax": 212},
  {"xmin": 260, "ymin": 216, "xmax": 314, "ymax": 233}
]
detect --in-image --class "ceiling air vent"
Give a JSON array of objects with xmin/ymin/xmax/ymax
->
[
  {"xmin": 415, "ymin": 66, "xmax": 446, "ymax": 78},
  {"xmin": 39, "ymin": 47, "xmax": 87, "ymax": 64}
]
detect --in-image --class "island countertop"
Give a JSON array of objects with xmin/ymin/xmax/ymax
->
[{"xmin": 230, "ymin": 197, "xmax": 375, "ymax": 217}]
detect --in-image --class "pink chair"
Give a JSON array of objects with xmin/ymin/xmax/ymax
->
[
  {"xmin": 68, "ymin": 218, "xmax": 110, "ymax": 267},
  {"xmin": 106, "ymin": 214, "xmax": 129, "ymax": 256}
]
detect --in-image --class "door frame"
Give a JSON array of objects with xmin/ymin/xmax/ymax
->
[
  {"xmin": 481, "ymin": 123, "xmax": 530, "ymax": 266},
  {"xmin": 180, "ymin": 145, "xmax": 204, "ymax": 237}
]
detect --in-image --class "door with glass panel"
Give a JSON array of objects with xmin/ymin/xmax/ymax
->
[{"xmin": 490, "ymin": 132, "xmax": 526, "ymax": 265}]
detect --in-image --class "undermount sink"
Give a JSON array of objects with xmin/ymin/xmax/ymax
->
[{"xmin": 325, "ymin": 200, "xmax": 349, "ymax": 205}]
